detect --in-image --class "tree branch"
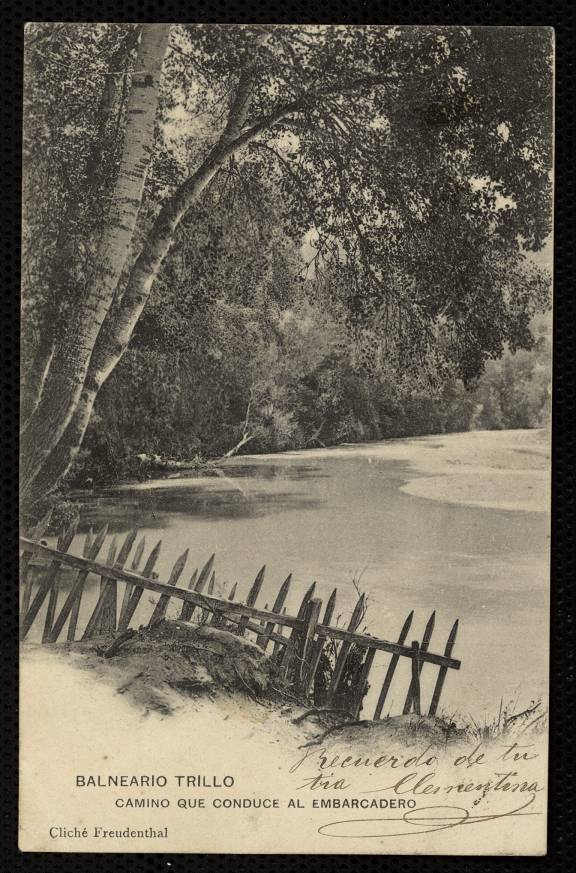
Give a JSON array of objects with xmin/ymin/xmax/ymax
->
[{"xmin": 233, "ymin": 71, "xmax": 393, "ymax": 149}]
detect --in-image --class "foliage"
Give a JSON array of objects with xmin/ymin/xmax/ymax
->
[
  {"xmin": 22, "ymin": 25, "xmax": 553, "ymax": 494},
  {"xmin": 472, "ymin": 316, "xmax": 551, "ymax": 430},
  {"xmin": 70, "ymin": 238, "xmax": 551, "ymax": 483}
]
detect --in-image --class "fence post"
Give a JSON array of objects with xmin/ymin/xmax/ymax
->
[
  {"xmin": 295, "ymin": 597, "xmax": 322, "ymax": 697},
  {"xmin": 256, "ymin": 574, "xmax": 292, "ymax": 651},
  {"xmin": 82, "ymin": 529, "xmax": 138, "ymax": 639},
  {"xmin": 236, "ymin": 566, "xmax": 265, "ymax": 636},
  {"xmin": 403, "ymin": 611, "xmax": 435, "ymax": 714},
  {"xmin": 179, "ymin": 554, "xmax": 214, "ymax": 622},
  {"xmin": 306, "ymin": 588, "xmax": 337, "ymax": 699},
  {"xmin": 352, "ymin": 645, "xmax": 377, "ymax": 719},
  {"xmin": 408, "ymin": 641, "xmax": 422, "ymax": 715},
  {"xmin": 148, "ymin": 548, "xmax": 189, "ymax": 626},
  {"xmin": 280, "ymin": 582, "xmax": 316, "ymax": 677},
  {"xmin": 373, "ymin": 611, "xmax": 414, "ymax": 720},
  {"xmin": 41, "ymin": 519, "xmax": 81, "ymax": 642},
  {"xmin": 20, "ymin": 508, "xmax": 54, "ymax": 619},
  {"xmin": 428, "ymin": 620, "xmax": 459, "ymax": 716},
  {"xmin": 325, "ymin": 594, "xmax": 365, "ymax": 707},
  {"xmin": 117, "ymin": 540, "xmax": 162, "ymax": 631}
]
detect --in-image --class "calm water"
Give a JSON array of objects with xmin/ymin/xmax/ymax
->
[{"xmin": 27, "ymin": 441, "xmax": 550, "ymax": 718}]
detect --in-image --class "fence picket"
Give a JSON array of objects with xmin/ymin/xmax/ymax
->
[
  {"xmin": 23, "ymin": 507, "xmax": 54, "ymax": 543},
  {"xmin": 325, "ymin": 594, "xmax": 365, "ymax": 706},
  {"xmin": 178, "ymin": 569, "xmax": 198, "ymax": 621},
  {"xmin": 68, "ymin": 528, "xmax": 112, "ymax": 641},
  {"xmin": 179, "ymin": 554, "xmax": 214, "ymax": 622},
  {"xmin": 82, "ymin": 529, "xmax": 138, "ymax": 639},
  {"xmin": 306, "ymin": 588, "xmax": 337, "ymax": 692},
  {"xmin": 256, "ymin": 574, "xmax": 292, "ymax": 650},
  {"xmin": 116, "ymin": 528, "xmax": 138, "ymax": 567},
  {"xmin": 119, "ymin": 535, "xmax": 146, "ymax": 622},
  {"xmin": 272, "ymin": 607, "xmax": 286, "ymax": 658},
  {"xmin": 44, "ymin": 518, "xmax": 82, "ymax": 640},
  {"xmin": 280, "ymin": 582, "xmax": 316, "ymax": 676},
  {"xmin": 295, "ymin": 597, "xmax": 323, "ymax": 696},
  {"xmin": 101, "ymin": 529, "xmax": 137, "ymax": 633},
  {"xmin": 42, "ymin": 516, "xmax": 80, "ymax": 643},
  {"xmin": 403, "ymin": 611, "xmax": 435, "ymax": 714},
  {"xmin": 373, "ymin": 610, "xmax": 414, "ymax": 719},
  {"xmin": 117, "ymin": 540, "xmax": 162, "ymax": 630},
  {"xmin": 237, "ymin": 567, "xmax": 265, "ymax": 636},
  {"xmin": 409, "ymin": 641, "xmax": 422, "ymax": 715},
  {"xmin": 228, "ymin": 582, "xmax": 237, "ymax": 601},
  {"xmin": 20, "ymin": 518, "xmax": 79, "ymax": 641},
  {"xmin": 148, "ymin": 549, "xmax": 189, "ymax": 625},
  {"xmin": 48, "ymin": 524, "xmax": 109, "ymax": 643},
  {"xmin": 86, "ymin": 535, "xmax": 118, "ymax": 638},
  {"xmin": 428, "ymin": 620, "xmax": 459, "ymax": 716},
  {"xmin": 83, "ymin": 527, "xmax": 94, "ymax": 557},
  {"xmin": 104, "ymin": 537, "xmax": 118, "ymax": 570},
  {"xmin": 20, "ymin": 508, "xmax": 54, "ymax": 617},
  {"xmin": 352, "ymin": 646, "xmax": 377, "ymax": 719}
]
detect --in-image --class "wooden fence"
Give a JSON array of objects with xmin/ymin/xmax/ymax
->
[{"xmin": 19, "ymin": 516, "xmax": 461, "ymax": 719}]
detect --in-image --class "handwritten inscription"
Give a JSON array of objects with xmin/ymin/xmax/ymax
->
[
  {"xmin": 318, "ymin": 794, "xmax": 541, "ymax": 838},
  {"xmin": 289, "ymin": 740, "xmax": 546, "ymax": 839}
]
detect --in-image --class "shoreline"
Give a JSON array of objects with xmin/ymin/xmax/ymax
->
[
  {"xmin": 109, "ymin": 428, "xmax": 550, "ymax": 515},
  {"xmin": 233, "ymin": 428, "xmax": 550, "ymax": 514}
]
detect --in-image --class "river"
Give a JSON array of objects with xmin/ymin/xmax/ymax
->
[{"xmin": 28, "ymin": 428, "xmax": 550, "ymax": 720}]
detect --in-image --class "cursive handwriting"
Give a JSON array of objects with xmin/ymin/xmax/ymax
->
[{"xmin": 318, "ymin": 793, "xmax": 541, "ymax": 838}]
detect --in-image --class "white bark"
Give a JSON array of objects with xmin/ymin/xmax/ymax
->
[{"xmin": 21, "ymin": 24, "xmax": 170, "ymax": 497}]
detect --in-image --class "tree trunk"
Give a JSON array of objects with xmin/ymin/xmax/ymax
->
[
  {"xmin": 20, "ymin": 32, "xmax": 136, "ymax": 427},
  {"xmin": 24, "ymin": 32, "xmax": 293, "ymax": 503},
  {"xmin": 20, "ymin": 331, "xmax": 55, "ymax": 424},
  {"xmin": 26, "ymin": 384, "xmax": 97, "ymax": 501},
  {"xmin": 20, "ymin": 24, "xmax": 170, "ymax": 499}
]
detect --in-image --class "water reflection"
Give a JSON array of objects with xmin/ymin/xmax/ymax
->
[
  {"xmin": 219, "ymin": 462, "xmax": 329, "ymax": 480},
  {"xmin": 75, "ymin": 485, "xmax": 325, "ymax": 532}
]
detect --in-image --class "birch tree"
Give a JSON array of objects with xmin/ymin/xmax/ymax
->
[{"xmin": 21, "ymin": 24, "xmax": 170, "ymax": 493}]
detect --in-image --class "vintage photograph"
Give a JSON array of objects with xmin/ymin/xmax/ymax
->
[{"xmin": 19, "ymin": 24, "xmax": 553, "ymax": 855}]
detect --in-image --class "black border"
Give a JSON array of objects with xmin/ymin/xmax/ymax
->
[{"xmin": 2, "ymin": 3, "xmax": 575, "ymax": 871}]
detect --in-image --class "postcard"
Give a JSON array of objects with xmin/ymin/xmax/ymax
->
[{"xmin": 19, "ymin": 23, "xmax": 553, "ymax": 855}]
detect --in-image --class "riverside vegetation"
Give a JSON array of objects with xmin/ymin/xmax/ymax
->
[{"xmin": 21, "ymin": 25, "xmax": 552, "ymax": 523}]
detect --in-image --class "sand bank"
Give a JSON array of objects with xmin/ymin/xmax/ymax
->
[{"xmin": 243, "ymin": 428, "xmax": 550, "ymax": 514}]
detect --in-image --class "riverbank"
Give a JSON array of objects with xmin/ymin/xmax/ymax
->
[
  {"xmin": 20, "ymin": 634, "xmax": 545, "ymax": 755},
  {"xmin": 397, "ymin": 429, "xmax": 549, "ymax": 513}
]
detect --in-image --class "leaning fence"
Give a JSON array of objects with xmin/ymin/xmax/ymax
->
[{"xmin": 19, "ymin": 513, "xmax": 461, "ymax": 719}]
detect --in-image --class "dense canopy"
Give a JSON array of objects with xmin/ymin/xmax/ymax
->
[{"xmin": 21, "ymin": 24, "xmax": 553, "ymax": 506}]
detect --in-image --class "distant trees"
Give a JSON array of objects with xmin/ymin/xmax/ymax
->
[
  {"xmin": 22, "ymin": 25, "xmax": 553, "ymax": 504},
  {"xmin": 472, "ymin": 316, "xmax": 551, "ymax": 430}
]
